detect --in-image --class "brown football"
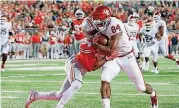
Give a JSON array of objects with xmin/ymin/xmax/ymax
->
[{"xmin": 96, "ymin": 34, "xmax": 109, "ymax": 46}]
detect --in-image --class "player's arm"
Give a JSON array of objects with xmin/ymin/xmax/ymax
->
[
  {"xmin": 155, "ymin": 25, "xmax": 164, "ymax": 40},
  {"xmin": 93, "ymin": 33, "xmax": 121, "ymax": 56},
  {"xmin": 93, "ymin": 57, "xmax": 107, "ymax": 71}
]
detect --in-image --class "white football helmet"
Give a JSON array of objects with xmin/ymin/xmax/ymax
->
[
  {"xmin": 75, "ymin": 9, "xmax": 84, "ymax": 20},
  {"xmin": 0, "ymin": 12, "xmax": 7, "ymax": 24},
  {"xmin": 127, "ymin": 15, "xmax": 136, "ymax": 26},
  {"xmin": 153, "ymin": 12, "xmax": 161, "ymax": 21},
  {"xmin": 133, "ymin": 12, "xmax": 140, "ymax": 21},
  {"xmin": 145, "ymin": 19, "xmax": 152, "ymax": 31}
]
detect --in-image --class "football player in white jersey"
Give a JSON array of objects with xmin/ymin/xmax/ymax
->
[
  {"xmin": 139, "ymin": 19, "xmax": 159, "ymax": 73},
  {"xmin": 90, "ymin": 6, "xmax": 158, "ymax": 108},
  {"xmin": 0, "ymin": 13, "xmax": 12, "ymax": 72},
  {"xmin": 153, "ymin": 12, "xmax": 179, "ymax": 65},
  {"xmin": 136, "ymin": 32, "xmax": 146, "ymax": 70},
  {"xmin": 124, "ymin": 15, "xmax": 140, "ymax": 60}
]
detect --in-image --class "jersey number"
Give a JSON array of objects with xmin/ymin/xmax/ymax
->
[
  {"xmin": 0, "ymin": 29, "xmax": 7, "ymax": 35},
  {"xmin": 145, "ymin": 35, "xmax": 152, "ymax": 42},
  {"xmin": 111, "ymin": 24, "xmax": 121, "ymax": 33},
  {"xmin": 74, "ymin": 25, "xmax": 82, "ymax": 32}
]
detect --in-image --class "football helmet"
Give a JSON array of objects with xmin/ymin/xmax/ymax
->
[
  {"xmin": 0, "ymin": 12, "xmax": 7, "ymax": 24},
  {"xmin": 127, "ymin": 15, "xmax": 136, "ymax": 26},
  {"xmin": 92, "ymin": 5, "xmax": 111, "ymax": 32},
  {"xmin": 145, "ymin": 19, "xmax": 152, "ymax": 31},
  {"xmin": 133, "ymin": 12, "xmax": 140, "ymax": 21},
  {"xmin": 153, "ymin": 11, "xmax": 161, "ymax": 21},
  {"xmin": 75, "ymin": 9, "xmax": 85, "ymax": 20}
]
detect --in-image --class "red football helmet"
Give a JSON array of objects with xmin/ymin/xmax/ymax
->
[{"xmin": 92, "ymin": 5, "xmax": 111, "ymax": 32}]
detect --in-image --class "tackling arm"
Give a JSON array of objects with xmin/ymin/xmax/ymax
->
[
  {"xmin": 93, "ymin": 57, "xmax": 107, "ymax": 71},
  {"xmin": 93, "ymin": 32, "xmax": 121, "ymax": 56}
]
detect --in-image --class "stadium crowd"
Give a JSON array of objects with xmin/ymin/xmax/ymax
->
[{"xmin": 1, "ymin": 0, "xmax": 179, "ymax": 59}]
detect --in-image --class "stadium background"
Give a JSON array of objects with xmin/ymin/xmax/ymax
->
[
  {"xmin": 1, "ymin": 0, "xmax": 179, "ymax": 108},
  {"xmin": 1, "ymin": 0, "xmax": 179, "ymax": 59}
]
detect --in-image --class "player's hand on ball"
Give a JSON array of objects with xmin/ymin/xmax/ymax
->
[{"xmin": 93, "ymin": 36, "xmax": 99, "ymax": 45}]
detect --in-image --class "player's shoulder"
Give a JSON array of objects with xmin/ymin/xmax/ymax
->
[
  {"xmin": 160, "ymin": 20, "xmax": 166, "ymax": 25},
  {"xmin": 134, "ymin": 23, "xmax": 139, "ymax": 28},
  {"xmin": 124, "ymin": 23, "xmax": 128, "ymax": 27},
  {"xmin": 109, "ymin": 17, "xmax": 123, "ymax": 25},
  {"xmin": 140, "ymin": 26, "xmax": 145, "ymax": 32}
]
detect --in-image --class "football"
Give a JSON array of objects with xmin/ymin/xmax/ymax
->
[{"xmin": 96, "ymin": 34, "xmax": 109, "ymax": 46}]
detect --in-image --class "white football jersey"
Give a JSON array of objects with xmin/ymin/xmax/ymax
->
[
  {"xmin": 153, "ymin": 20, "xmax": 167, "ymax": 39},
  {"xmin": 139, "ymin": 26, "xmax": 157, "ymax": 47},
  {"xmin": 0, "ymin": 22, "xmax": 11, "ymax": 45},
  {"xmin": 101, "ymin": 17, "xmax": 132, "ymax": 56},
  {"xmin": 124, "ymin": 23, "xmax": 139, "ymax": 41}
]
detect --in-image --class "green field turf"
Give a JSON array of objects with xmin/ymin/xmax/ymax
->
[{"xmin": 1, "ymin": 58, "xmax": 179, "ymax": 108}]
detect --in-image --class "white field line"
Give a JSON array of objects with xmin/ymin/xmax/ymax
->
[
  {"xmin": 7, "ymin": 59, "xmax": 67, "ymax": 63},
  {"xmin": 6, "ymin": 64, "xmax": 60, "ymax": 67},
  {"xmin": 1, "ymin": 96, "xmax": 19, "ymax": 99},
  {"xmin": 1, "ymin": 74, "xmax": 177, "ymax": 79},
  {"xmin": 1, "ymin": 80, "xmax": 178, "ymax": 85},
  {"xmin": 1, "ymin": 91, "xmax": 179, "ymax": 99},
  {"xmin": 5, "ymin": 65, "xmax": 179, "ymax": 72},
  {"xmin": 6, "ymin": 66, "xmax": 65, "ymax": 71}
]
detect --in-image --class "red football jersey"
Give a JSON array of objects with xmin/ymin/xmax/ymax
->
[
  {"xmin": 72, "ymin": 19, "xmax": 86, "ymax": 41},
  {"xmin": 76, "ymin": 40, "xmax": 97, "ymax": 72}
]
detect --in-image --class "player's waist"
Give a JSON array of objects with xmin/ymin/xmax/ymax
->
[
  {"xmin": 16, "ymin": 41, "xmax": 24, "ymax": 43},
  {"xmin": 145, "ymin": 42, "xmax": 157, "ymax": 47},
  {"xmin": 68, "ymin": 55, "xmax": 88, "ymax": 73},
  {"xmin": 75, "ymin": 55, "xmax": 93, "ymax": 72},
  {"xmin": 117, "ymin": 49, "xmax": 133, "ymax": 58}
]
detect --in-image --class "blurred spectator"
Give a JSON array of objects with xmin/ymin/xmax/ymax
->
[
  {"xmin": 31, "ymin": 31, "xmax": 42, "ymax": 59},
  {"xmin": 171, "ymin": 34, "xmax": 178, "ymax": 55},
  {"xmin": 49, "ymin": 31, "xmax": 57, "ymax": 59},
  {"xmin": 64, "ymin": 33, "xmax": 73, "ymax": 57},
  {"xmin": 1, "ymin": 0, "xmax": 179, "ymax": 59},
  {"xmin": 24, "ymin": 32, "xmax": 31, "ymax": 59},
  {"xmin": 41, "ymin": 31, "xmax": 50, "ymax": 59}
]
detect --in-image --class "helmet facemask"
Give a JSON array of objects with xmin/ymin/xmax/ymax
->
[
  {"xmin": 93, "ymin": 18, "xmax": 109, "ymax": 32},
  {"xmin": 75, "ymin": 10, "xmax": 84, "ymax": 20},
  {"xmin": 75, "ymin": 13, "xmax": 84, "ymax": 19},
  {"xmin": 146, "ymin": 24, "xmax": 152, "ymax": 31}
]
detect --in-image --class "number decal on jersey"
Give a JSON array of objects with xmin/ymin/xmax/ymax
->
[
  {"xmin": 145, "ymin": 35, "xmax": 153, "ymax": 42},
  {"xmin": 0, "ymin": 28, "xmax": 7, "ymax": 35},
  {"xmin": 111, "ymin": 24, "xmax": 121, "ymax": 33},
  {"xmin": 129, "ymin": 32, "xmax": 137, "ymax": 40},
  {"xmin": 74, "ymin": 25, "xmax": 82, "ymax": 32}
]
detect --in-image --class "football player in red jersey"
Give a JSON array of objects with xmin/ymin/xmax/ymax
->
[
  {"xmin": 91, "ymin": 5, "xmax": 158, "ymax": 108},
  {"xmin": 25, "ymin": 37, "xmax": 116, "ymax": 108},
  {"xmin": 71, "ymin": 9, "xmax": 86, "ymax": 53}
]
